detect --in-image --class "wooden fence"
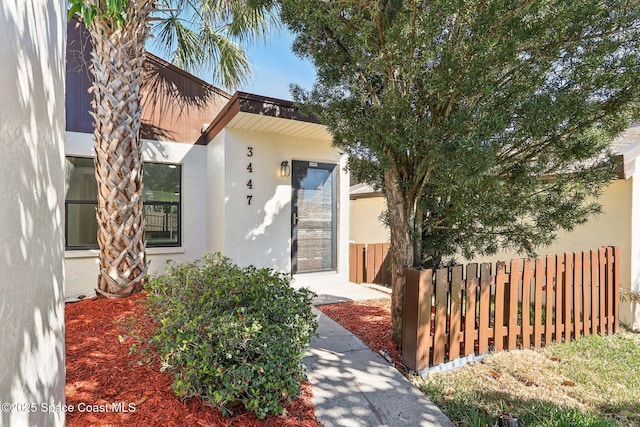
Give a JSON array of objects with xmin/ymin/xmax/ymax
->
[
  {"xmin": 402, "ymin": 247, "xmax": 620, "ymax": 372},
  {"xmin": 349, "ymin": 243, "xmax": 391, "ymax": 286}
]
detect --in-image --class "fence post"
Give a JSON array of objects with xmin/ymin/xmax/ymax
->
[{"xmin": 402, "ymin": 268, "xmax": 433, "ymax": 371}]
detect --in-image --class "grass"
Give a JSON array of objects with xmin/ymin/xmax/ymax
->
[{"xmin": 415, "ymin": 330, "xmax": 640, "ymax": 427}]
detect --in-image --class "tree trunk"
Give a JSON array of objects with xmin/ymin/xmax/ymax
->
[
  {"xmin": 87, "ymin": 1, "xmax": 153, "ymax": 298},
  {"xmin": 384, "ymin": 166, "xmax": 415, "ymax": 346}
]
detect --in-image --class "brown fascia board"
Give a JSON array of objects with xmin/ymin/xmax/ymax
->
[
  {"xmin": 196, "ymin": 92, "xmax": 242, "ymax": 145},
  {"xmin": 197, "ymin": 91, "xmax": 321, "ymax": 145},
  {"xmin": 234, "ymin": 91, "xmax": 320, "ymax": 124},
  {"xmin": 350, "ymin": 191, "xmax": 384, "ymax": 200}
]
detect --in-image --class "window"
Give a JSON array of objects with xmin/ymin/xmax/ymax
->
[
  {"xmin": 142, "ymin": 162, "xmax": 181, "ymax": 247},
  {"xmin": 65, "ymin": 157, "xmax": 182, "ymax": 249}
]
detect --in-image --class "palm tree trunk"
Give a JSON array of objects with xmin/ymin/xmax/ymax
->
[{"xmin": 86, "ymin": 1, "xmax": 153, "ymax": 297}]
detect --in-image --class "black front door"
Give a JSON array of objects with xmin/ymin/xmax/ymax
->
[{"xmin": 291, "ymin": 161, "xmax": 337, "ymax": 273}]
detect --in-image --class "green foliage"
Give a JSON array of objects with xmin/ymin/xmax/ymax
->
[
  {"xmin": 145, "ymin": 253, "xmax": 317, "ymax": 419},
  {"xmin": 279, "ymin": 0, "xmax": 640, "ymax": 267},
  {"xmin": 150, "ymin": 0, "xmax": 278, "ymax": 88},
  {"xmin": 68, "ymin": 0, "xmax": 130, "ymax": 26}
]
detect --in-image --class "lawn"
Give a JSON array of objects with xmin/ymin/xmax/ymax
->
[{"xmin": 319, "ymin": 299, "xmax": 640, "ymax": 427}]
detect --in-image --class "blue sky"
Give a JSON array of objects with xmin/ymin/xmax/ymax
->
[
  {"xmin": 237, "ymin": 30, "xmax": 317, "ymax": 100},
  {"xmin": 148, "ymin": 28, "xmax": 317, "ymax": 100}
]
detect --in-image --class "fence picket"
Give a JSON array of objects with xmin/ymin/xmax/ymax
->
[
  {"xmin": 449, "ymin": 266, "xmax": 463, "ymax": 361},
  {"xmin": 545, "ymin": 255, "xmax": 554, "ymax": 346},
  {"xmin": 533, "ymin": 258, "xmax": 544, "ymax": 347},
  {"xmin": 555, "ymin": 254, "xmax": 565, "ymax": 342},
  {"xmin": 564, "ymin": 252, "xmax": 573, "ymax": 340},
  {"xmin": 366, "ymin": 246, "xmax": 376, "ymax": 284},
  {"xmin": 433, "ymin": 268, "xmax": 448, "ymax": 365},
  {"xmin": 599, "ymin": 248, "xmax": 606, "ymax": 334},
  {"xmin": 573, "ymin": 252, "xmax": 582, "ymax": 339},
  {"xmin": 494, "ymin": 262, "xmax": 507, "ymax": 352},
  {"xmin": 464, "ymin": 264, "xmax": 478, "ymax": 356},
  {"xmin": 402, "ymin": 269, "xmax": 432, "ymax": 371},
  {"xmin": 582, "ymin": 250, "xmax": 591, "ymax": 336},
  {"xmin": 613, "ymin": 247, "xmax": 620, "ymax": 333},
  {"xmin": 507, "ymin": 259, "xmax": 520, "ymax": 351},
  {"xmin": 522, "ymin": 259, "xmax": 533, "ymax": 349},
  {"xmin": 478, "ymin": 263, "xmax": 491, "ymax": 354},
  {"xmin": 606, "ymin": 247, "xmax": 614, "ymax": 334},
  {"xmin": 591, "ymin": 249, "xmax": 599, "ymax": 335}
]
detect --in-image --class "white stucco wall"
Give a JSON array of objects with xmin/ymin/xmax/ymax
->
[
  {"xmin": 64, "ymin": 132, "xmax": 209, "ymax": 298},
  {"xmin": 210, "ymin": 128, "xmax": 349, "ymax": 280},
  {"xmin": 206, "ymin": 131, "xmax": 226, "ymax": 254},
  {"xmin": 0, "ymin": 1, "xmax": 66, "ymax": 425},
  {"xmin": 350, "ymin": 196, "xmax": 389, "ymax": 244}
]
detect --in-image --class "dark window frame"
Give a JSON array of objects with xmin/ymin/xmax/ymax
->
[{"xmin": 64, "ymin": 157, "xmax": 182, "ymax": 250}]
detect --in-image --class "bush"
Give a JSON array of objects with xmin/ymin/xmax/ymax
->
[{"xmin": 145, "ymin": 253, "xmax": 317, "ymax": 419}]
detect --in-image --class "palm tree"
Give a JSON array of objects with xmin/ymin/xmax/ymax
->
[{"xmin": 68, "ymin": 0, "xmax": 275, "ymax": 297}]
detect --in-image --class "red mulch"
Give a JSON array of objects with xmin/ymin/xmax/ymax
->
[
  {"xmin": 65, "ymin": 293, "xmax": 319, "ymax": 427},
  {"xmin": 317, "ymin": 299, "xmax": 402, "ymax": 369}
]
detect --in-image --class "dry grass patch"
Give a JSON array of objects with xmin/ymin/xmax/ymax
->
[{"xmin": 417, "ymin": 331, "xmax": 640, "ymax": 426}]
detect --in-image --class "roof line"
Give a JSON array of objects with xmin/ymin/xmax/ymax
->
[
  {"xmin": 143, "ymin": 52, "xmax": 232, "ymax": 100},
  {"xmin": 197, "ymin": 91, "xmax": 322, "ymax": 145}
]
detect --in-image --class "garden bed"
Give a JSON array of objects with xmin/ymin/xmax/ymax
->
[{"xmin": 65, "ymin": 293, "xmax": 318, "ymax": 426}]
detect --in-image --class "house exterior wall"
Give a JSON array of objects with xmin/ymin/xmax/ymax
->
[
  {"xmin": 64, "ymin": 132, "xmax": 209, "ymax": 298},
  {"xmin": 206, "ymin": 131, "xmax": 227, "ymax": 254},
  {"xmin": 212, "ymin": 128, "xmax": 349, "ymax": 280},
  {"xmin": 351, "ymin": 179, "xmax": 637, "ymax": 327},
  {"xmin": 464, "ymin": 179, "xmax": 634, "ymax": 327},
  {"xmin": 0, "ymin": 1, "xmax": 66, "ymax": 425},
  {"xmin": 630, "ymin": 175, "xmax": 640, "ymax": 330},
  {"xmin": 350, "ymin": 196, "xmax": 389, "ymax": 243}
]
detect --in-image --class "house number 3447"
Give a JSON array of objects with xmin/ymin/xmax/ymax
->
[{"xmin": 246, "ymin": 146, "xmax": 253, "ymax": 205}]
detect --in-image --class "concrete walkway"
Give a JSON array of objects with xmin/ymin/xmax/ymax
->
[{"xmin": 292, "ymin": 274, "xmax": 454, "ymax": 427}]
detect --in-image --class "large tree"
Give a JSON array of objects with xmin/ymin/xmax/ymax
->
[
  {"xmin": 278, "ymin": 0, "xmax": 640, "ymax": 344},
  {"xmin": 68, "ymin": 0, "xmax": 275, "ymax": 297}
]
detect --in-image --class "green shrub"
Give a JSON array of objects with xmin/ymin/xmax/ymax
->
[{"xmin": 145, "ymin": 253, "xmax": 318, "ymax": 419}]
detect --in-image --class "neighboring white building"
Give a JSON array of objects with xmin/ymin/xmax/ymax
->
[
  {"xmin": 349, "ymin": 124, "xmax": 640, "ymax": 331},
  {"xmin": 64, "ymin": 22, "xmax": 349, "ymax": 298},
  {"xmin": 1, "ymin": 1, "xmax": 66, "ymax": 426}
]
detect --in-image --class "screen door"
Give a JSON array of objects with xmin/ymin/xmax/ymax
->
[{"xmin": 291, "ymin": 161, "xmax": 337, "ymax": 273}]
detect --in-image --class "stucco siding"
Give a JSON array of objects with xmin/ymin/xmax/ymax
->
[
  {"xmin": 64, "ymin": 132, "xmax": 209, "ymax": 297},
  {"xmin": 1, "ymin": 1, "xmax": 67, "ymax": 425},
  {"xmin": 206, "ymin": 131, "xmax": 226, "ymax": 254},
  {"xmin": 350, "ymin": 196, "xmax": 389, "ymax": 244},
  {"xmin": 220, "ymin": 128, "xmax": 349, "ymax": 279},
  {"xmin": 630, "ymin": 175, "xmax": 640, "ymax": 329}
]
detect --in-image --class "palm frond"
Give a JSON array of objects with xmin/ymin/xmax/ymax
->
[{"xmin": 199, "ymin": 25, "xmax": 252, "ymax": 88}]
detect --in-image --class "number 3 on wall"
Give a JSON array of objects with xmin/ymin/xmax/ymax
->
[{"xmin": 247, "ymin": 147, "xmax": 254, "ymax": 205}]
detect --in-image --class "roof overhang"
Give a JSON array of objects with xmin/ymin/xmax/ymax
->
[
  {"xmin": 350, "ymin": 183, "xmax": 383, "ymax": 200},
  {"xmin": 612, "ymin": 123, "xmax": 640, "ymax": 179},
  {"xmin": 197, "ymin": 91, "xmax": 330, "ymax": 144}
]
